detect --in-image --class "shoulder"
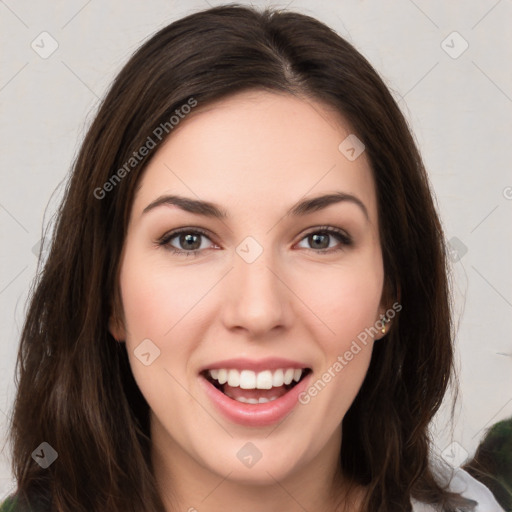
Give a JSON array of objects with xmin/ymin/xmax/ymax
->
[
  {"xmin": 411, "ymin": 464, "xmax": 506, "ymax": 512},
  {"xmin": 0, "ymin": 497, "xmax": 17, "ymax": 511},
  {"xmin": 0, "ymin": 493, "xmax": 51, "ymax": 512}
]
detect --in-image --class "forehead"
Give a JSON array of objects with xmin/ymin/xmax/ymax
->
[{"xmin": 132, "ymin": 90, "xmax": 378, "ymax": 223}]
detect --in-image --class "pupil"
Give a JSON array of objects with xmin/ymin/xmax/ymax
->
[
  {"xmin": 181, "ymin": 233, "xmax": 200, "ymax": 250},
  {"xmin": 311, "ymin": 233, "xmax": 328, "ymax": 249}
]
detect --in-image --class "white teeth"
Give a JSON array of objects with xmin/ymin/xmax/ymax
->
[
  {"xmin": 239, "ymin": 370, "xmax": 256, "ymax": 389},
  {"xmin": 256, "ymin": 370, "xmax": 273, "ymax": 390},
  {"xmin": 272, "ymin": 369, "xmax": 284, "ymax": 387},
  {"xmin": 207, "ymin": 367, "xmax": 306, "ymax": 389},
  {"xmin": 283, "ymin": 368, "xmax": 294, "ymax": 385},
  {"xmin": 217, "ymin": 369, "xmax": 228, "ymax": 385},
  {"xmin": 227, "ymin": 369, "xmax": 240, "ymax": 387},
  {"xmin": 234, "ymin": 396, "xmax": 279, "ymax": 404}
]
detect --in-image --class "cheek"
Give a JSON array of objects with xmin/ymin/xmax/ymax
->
[
  {"xmin": 293, "ymin": 251, "xmax": 383, "ymax": 413},
  {"xmin": 294, "ymin": 254, "xmax": 384, "ymax": 343},
  {"xmin": 117, "ymin": 251, "xmax": 204, "ymax": 408},
  {"xmin": 119, "ymin": 248, "xmax": 210, "ymax": 342}
]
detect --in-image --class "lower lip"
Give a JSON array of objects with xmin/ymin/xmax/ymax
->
[{"xmin": 199, "ymin": 373, "xmax": 312, "ymax": 427}]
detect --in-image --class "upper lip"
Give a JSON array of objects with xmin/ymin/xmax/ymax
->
[{"xmin": 199, "ymin": 357, "xmax": 311, "ymax": 373}]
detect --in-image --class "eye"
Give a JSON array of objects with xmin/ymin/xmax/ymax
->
[
  {"xmin": 157, "ymin": 225, "xmax": 352, "ymax": 257},
  {"xmin": 296, "ymin": 226, "xmax": 352, "ymax": 254},
  {"xmin": 157, "ymin": 228, "xmax": 216, "ymax": 256}
]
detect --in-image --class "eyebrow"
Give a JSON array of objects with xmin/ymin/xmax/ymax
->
[{"xmin": 142, "ymin": 192, "xmax": 369, "ymax": 220}]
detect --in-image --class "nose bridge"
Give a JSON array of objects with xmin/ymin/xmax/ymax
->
[{"xmin": 222, "ymin": 235, "xmax": 288, "ymax": 334}]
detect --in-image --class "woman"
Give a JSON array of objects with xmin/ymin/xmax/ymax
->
[{"xmin": 2, "ymin": 4, "xmax": 505, "ymax": 511}]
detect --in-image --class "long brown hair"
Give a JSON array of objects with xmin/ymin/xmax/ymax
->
[{"xmin": 7, "ymin": 4, "xmax": 476, "ymax": 511}]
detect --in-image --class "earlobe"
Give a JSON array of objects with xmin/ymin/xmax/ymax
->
[
  {"xmin": 379, "ymin": 314, "xmax": 390, "ymax": 337},
  {"xmin": 109, "ymin": 291, "xmax": 126, "ymax": 342},
  {"xmin": 375, "ymin": 306, "xmax": 393, "ymax": 340},
  {"xmin": 108, "ymin": 315, "xmax": 126, "ymax": 342},
  {"xmin": 376, "ymin": 279, "xmax": 400, "ymax": 340}
]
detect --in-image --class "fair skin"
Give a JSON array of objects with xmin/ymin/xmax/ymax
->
[{"xmin": 110, "ymin": 90, "xmax": 391, "ymax": 512}]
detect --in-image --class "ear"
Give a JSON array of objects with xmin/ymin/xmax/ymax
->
[
  {"xmin": 108, "ymin": 293, "xmax": 126, "ymax": 342},
  {"xmin": 373, "ymin": 308, "xmax": 391, "ymax": 341},
  {"xmin": 109, "ymin": 286, "xmax": 126, "ymax": 342},
  {"xmin": 108, "ymin": 313, "xmax": 126, "ymax": 342},
  {"xmin": 108, "ymin": 314, "xmax": 126, "ymax": 342},
  {"xmin": 374, "ymin": 280, "xmax": 401, "ymax": 340}
]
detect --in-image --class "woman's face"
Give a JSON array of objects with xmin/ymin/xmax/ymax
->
[{"xmin": 111, "ymin": 90, "xmax": 388, "ymax": 488}]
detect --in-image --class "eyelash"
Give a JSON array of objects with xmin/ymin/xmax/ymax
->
[{"xmin": 156, "ymin": 226, "xmax": 353, "ymax": 257}]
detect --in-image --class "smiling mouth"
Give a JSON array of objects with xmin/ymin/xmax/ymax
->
[{"xmin": 201, "ymin": 367, "xmax": 312, "ymax": 404}]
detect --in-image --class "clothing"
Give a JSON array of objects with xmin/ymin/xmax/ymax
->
[
  {"xmin": 0, "ymin": 493, "xmax": 50, "ymax": 512},
  {"xmin": 0, "ymin": 497, "xmax": 17, "ymax": 512},
  {"xmin": 1, "ymin": 467, "xmax": 505, "ymax": 511},
  {"xmin": 411, "ymin": 465, "xmax": 506, "ymax": 512}
]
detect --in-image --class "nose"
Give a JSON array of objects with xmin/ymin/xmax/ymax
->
[{"xmin": 220, "ymin": 247, "xmax": 291, "ymax": 338}]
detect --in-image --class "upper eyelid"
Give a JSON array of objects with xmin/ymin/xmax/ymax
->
[{"xmin": 159, "ymin": 225, "xmax": 351, "ymax": 248}]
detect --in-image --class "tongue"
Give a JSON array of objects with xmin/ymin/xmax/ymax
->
[{"xmin": 223, "ymin": 383, "xmax": 289, "ymax": 401}]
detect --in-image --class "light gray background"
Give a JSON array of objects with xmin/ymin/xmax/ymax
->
[{"xmin": 1, "ymin": 0, "xmax": 511, "ymax": 498}]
